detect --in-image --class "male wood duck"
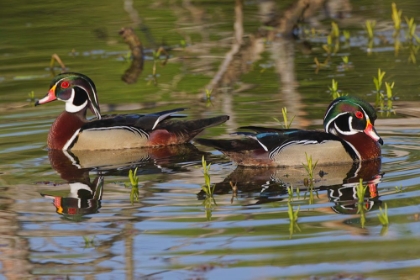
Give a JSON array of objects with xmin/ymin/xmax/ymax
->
[
  {"xmin": 35, "ymin": 72, "xmax": 229, "ymax": 150},
  {"xmin": 195, "ymin": 96, "xmax": 383, "ymax": 167}
]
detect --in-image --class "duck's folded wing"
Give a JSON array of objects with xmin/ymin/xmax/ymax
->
[{"xmin": 81, "ymin": 108, "xmax": 187, "ymax": 131}]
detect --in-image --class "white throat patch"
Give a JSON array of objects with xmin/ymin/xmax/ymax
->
[{"xmin": 61, "ymin": 88, "xmax": 88, "ymax": 113}]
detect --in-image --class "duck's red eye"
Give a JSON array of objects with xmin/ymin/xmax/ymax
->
[
  {"xmin": 61, "ymin": 81, "xmax": 70, "ymax": 88},
  {"xmin": 355, "ymin": 111, "xmax": 364, "ymax": 119}
]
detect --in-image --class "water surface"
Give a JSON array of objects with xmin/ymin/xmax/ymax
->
[{"xmin": 1, "ymin": 0, "xmax": 420, "ymax": 279}]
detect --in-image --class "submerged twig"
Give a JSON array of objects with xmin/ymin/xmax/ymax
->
[{"xmin": 119, "ymin": 27, "xmax": 144, "ymax": 84}]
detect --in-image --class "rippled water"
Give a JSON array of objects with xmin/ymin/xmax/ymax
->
[{"xmin": 2, "ymin": 0, "xmax": 420, "ymax": 279}]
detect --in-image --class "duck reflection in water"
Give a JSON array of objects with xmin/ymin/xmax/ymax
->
[
  {"xmin": 41, "ymin": 149, "xmax": 104, "ymax": 222},
  {"xmin": 199, "ymin": 158, "xmax": 384, "ymax": 214},
  {"xmin": 41, "ymin": 144, "xmax": 205, "ymax": 221}
]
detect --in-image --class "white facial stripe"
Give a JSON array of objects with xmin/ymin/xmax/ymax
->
[
  {"xmin": 56, "ymin": 77, "xmax": 67, "ymax": 86},
  {"xmin": 347, "ymin": 116, "xmax": 364, "ymax": 134},
  {"xmin": 55, "ymin": 77, "xmax": 101, "ymax": 118},
  {"xmin": 350, "ymin": 101, "xmax": 373, "ymax": 125},
  {"xmin": 325, "ymin": 112, "xmax": 347, "ymax": 132},
  {"xmin": 76, "ymin": 85, "xmax": 101, "ymax": 119},
  {"xmin": 358, "ymin": 106, "xmax": 370, "ymax": 123},
  {"xmin": 334, "ymin": 121, "xmax": 358, "ymax": 136},
  {"xmin": 78, "ymin": 85, "xmax": 97, "ymax": 104},
  {"xmin": 324, "ymin": 100, "xmax": 341, "ymax": 120},
  {"xmin": 83, "ymin": 79, "xmax": 99, "ymax": 104},
  {"xmin": 66, "ymin": 99, "xmax": 88, "ymax": 113}
]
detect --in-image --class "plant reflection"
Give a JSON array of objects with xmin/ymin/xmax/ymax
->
[{"xmin": 287, "ymin": 202, "xmax": 300, "ymax": 238}]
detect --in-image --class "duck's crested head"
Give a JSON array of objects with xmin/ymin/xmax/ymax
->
[
  {"xmin": 36, "ymin": 72, "xmax": 101, "ymax": 119},
  {"xmin": 323, "ymin": 96, "xmax": 382, "ymax": 144}
]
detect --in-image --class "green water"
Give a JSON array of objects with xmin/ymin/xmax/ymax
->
[{"xmin": 1, "ymin": 0, "xmax": 420, "ymax": 279}]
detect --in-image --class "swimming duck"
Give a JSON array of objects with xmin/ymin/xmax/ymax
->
[
  {"xmin": 35, "ymin": 72, "xmax": 229, "ymax": 150},
  {"xmin": 195, "ymin": 96, "xmax": 383, "ymax": 167}
]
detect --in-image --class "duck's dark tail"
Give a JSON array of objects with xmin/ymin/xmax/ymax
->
[{"xmin": 161, "ymin": 115, "xmax": 230, "ymax": 143}]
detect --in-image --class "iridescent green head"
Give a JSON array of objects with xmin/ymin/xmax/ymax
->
[{"xmin": 323, "ymin": 96, "xmax": 382, "ymax": 144}]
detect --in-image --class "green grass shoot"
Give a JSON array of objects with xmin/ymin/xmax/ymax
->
[
  {"xmin": 205, "ymin": 89, "xmax": 213, "ymax": 100},
  {"xmin": 384, "ymin": 82, "xmax": 395, "ymax": 115},
  {"xmin": 328, "ymin": 79, "xmax": 341, "ymax": 99},
  {"xmin": 365, "ymin": 20, "xmax": 376, "ymax": 40},
  {"xmin": 302, "ymin": 152, "xmax": 319, "ymax": 205},
  {"xmin": 287, "ymin": 185, "xmax": 293, "ymax": 202},
  {"xmin": 342, "ymin": 56, "xmax": 349, "ymax": 64},
  {"xmin": 322, "ymin": 34, "xmax": 333, "ymax": 55},
  {"xmin": 83, "ymin": 235, "xmax": 96, "ymax": 248},
  {"xmin": 322, "ymin": 33, "xmax": 339, "ymax": 54},
  {"xmin": 343, "ymin": 30, "xmax": 350, "ymax": 42},
  {"xmin": 373, "ymin": 69, "xmax": 386, "ymax": 108},
  {"xmin": 28, "ymin": 91, "xmax": 35, "ymax": 100},
  {"xmin": 302, "ymin": 152, "xmax": 318, "ymax": 181},
  {"xmin": 273, "ymin": 107, "xmax": 295, "ymax": 129},
  {"xmin": 125, "ymin": 167, "xmax": 139, "ymax": 204},
  {"xmin": 377, "ymin": 203, "xmax": 389, "ymax": 226},
  {"xmin": 391, "ymin": 2, "xmax": 402, "ymax": 36},
  {"xmin": 330, "ymin": 21, "xmax": 340, "ymax": 39},
  {"xmin": 373, "ymin": 68, "xmax": 386, "ymax": 92},
  {"xmin": 281, "ymin": 107, "xmax": 295, "ymax": 129},
  {"xmin": 355, "ymin": 179, "xmax": 367, "ymax": 228},
  {"xmin": 356, "ymin": 179, "xmax": 367, "ymax": 207},
  {"xmin": 201, "ymin": 156, "xmax": 217, "ymax": 220},
  {"xmin": 385, "ymin": 81, "xmax": 394, "ymax": 99},
  {"xmin": 201, "ymin": 156, "xmax": 212, "ymax": 192},
  {"xmin": 28, "ymin": 91, "xmax": 36, "ymax": 106}
]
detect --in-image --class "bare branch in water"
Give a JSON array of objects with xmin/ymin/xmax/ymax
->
[
  {"xmin": 50, "ymin": 54, "xmax": 67, "ymax": 75},
  {"xmin": 119, "ymin": 27, "xmax": 144, "ymax": 84}
]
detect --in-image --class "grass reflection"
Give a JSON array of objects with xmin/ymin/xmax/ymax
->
[
  {"xmin": 287, "ymin": 202, "xmax": 301, "ymax": 238},
  {"xmin": 356, "ymin": 179, "xmax": 368, "ymax": 228},
  {"xmin": 201, "ymin": 156, "xmax": 217, "ymax": 221}
]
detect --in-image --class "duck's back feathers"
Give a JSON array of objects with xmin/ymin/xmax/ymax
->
[
  {"xmin": 68, "ymin": 109, "xmax": 229, "ymax": 150},
  {"xmin": 196, "ymin": 128, "xmax": 357, "ymax": 167}
]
